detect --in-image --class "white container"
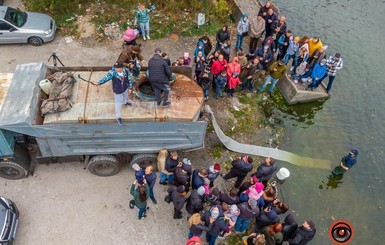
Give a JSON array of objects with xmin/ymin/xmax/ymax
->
[
  {"xmin": 39, "ymin": 79, "xmax": 52, "ymax": 95},
  {"xmin": 276, "ymin": 167, "xmax": 290, "ymax": 180}
]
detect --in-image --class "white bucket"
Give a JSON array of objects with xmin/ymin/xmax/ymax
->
[
  {"xmin": 39, "ymin": 79, "xmax": 52, "ymax": 95},
  {"xmin": 277, "ymin": 167, "xmax": 290, "ymax": 180}
]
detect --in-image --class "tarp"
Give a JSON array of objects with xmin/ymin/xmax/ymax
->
[{"xmin": 206, "ymin": 105, "xmax": 331, "ymax": 170}]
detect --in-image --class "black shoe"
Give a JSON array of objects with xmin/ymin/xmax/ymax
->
[
  {"xmin": 162, "ymin": 101, "xmax": 171, "ymax": 106},
  {"xmin": 143, "ymin": 212, "xmax": 147, "ymax": 218},
  {"xmin": 151, "ymin": 198, "xmax": 157, "ymax": 204},
  {"xmin": 157, "ymin": 101, "xmax": 161, "ymax": 106},
  {"xmin": 117, "ymin": 118, "xmax": 123, "ymax": 125},
  {"xmin": 123, "ymin": 101, "xmax": 132, "ymax": 106},
  {"xmin": 173, "ymin": 215, "xmax": 183, "ymax": 219}
]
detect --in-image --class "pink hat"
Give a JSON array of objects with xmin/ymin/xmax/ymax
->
[{"xmin": 255, "ymin": 182, "xmax": 264, "ymax": 193}]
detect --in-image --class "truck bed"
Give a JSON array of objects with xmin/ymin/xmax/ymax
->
[
  {"xmin": 0, "ymin": 73, "xmax": 12, "ymax": 112},
  {"xmin": 43, "ymin": 70, "xmax": 204, "ymax": 124}
]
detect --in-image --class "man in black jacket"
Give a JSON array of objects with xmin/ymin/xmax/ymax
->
[
  {"xmin": 165, "ymin": 151, "xmax": 179, "ymax": 185},
  {"xmin": 148, "ymin": 47, "xmax": 173, "ymax": 106},
  {"xmin": 251, "ymin": 157, "xmax": 278, "ymax": 187},
  {"xmin": 168, "ymin": 185, "xmax": 187, "ymax": 219},
  {"xmin": 288, "ymin": 220, "xmax": 316, "ymax": 245},
  {"xmin": 223, "ymin": 155, "xmax": 254, "ymax": 188},
  {"xmin": 186, "ymin": 186, "xmax": 205, "ymax": 216}
]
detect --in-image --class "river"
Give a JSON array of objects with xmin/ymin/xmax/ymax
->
[{"xmin": 262, "ymin": 0, "xmax": 385, "ymax": 244}]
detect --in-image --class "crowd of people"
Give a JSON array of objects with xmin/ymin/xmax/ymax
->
[{"xmin": 128, "ymin": 149, "xmax": 316, "ymax": 245}]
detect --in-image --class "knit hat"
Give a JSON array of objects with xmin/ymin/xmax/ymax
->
[
  {"xmin": 213, "ymin": 163, "xmax": 221, "ymax": 172},
  {"xmin": 197, "ymin": 186, "xmax": 206, "ymax": 196},
  {"xmin": 294, "ymin": 36, "xmax": 300, "ymax": 42},
  {"xmin": 306, "ymin": 220, "xmax": 315, "ymax": 230},
  {"xmin": 182, "ymin": 158, "xmax": 191, "ymax": 165},
  {"xmin": 230, "ymin": 204, "xmax": 238, "ymax": 213},
  {"xmin": 320, "ymin": 59, "xmax": 327, "ymax": 64},
  {"xmin": 132, "ymin": 45, "xmax": 141, "ymax": 53},
  {"xmin": 132, "ymin": 163, "xmax": 140, "ymax": 171},
  {"xmin": 350, "ymin": 149, "xmax": 359, "ymax": 156},
  {"xmin": 249, "ymin": 199, "xmax": 258, "ymax": 209},
  {"xmin": 114, "ymin": 62, "xmax": 124, "ymax": 68},
  {"xmin": 155, "ymin": 47, "xmax": 162, "ymax": 53},
  {"xmin": 255, "ymin": 182, "xmax": 264, "ymax": 193},
  {"xmin": 247, "ymin": 156, "xmax": 253, "ymax": 164},
  {"xmin": 177, "ymin": 185, "xmax": 186, "ymax": 193}
]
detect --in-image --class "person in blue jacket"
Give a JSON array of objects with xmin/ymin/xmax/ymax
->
[
  {"xmin": 98, "ymin": 62, "xmax": 133, "ymax": 125},
  {"xmin": 306, "ymin": 59, "xmax": 327, "ymax": 91},
  {"xmin": 145, "ymin": 165, "xmax": 157, "ymax": 204},
  {"xmin": 333, "ymin": 149, "xmax": 359, "ymax": 175}
]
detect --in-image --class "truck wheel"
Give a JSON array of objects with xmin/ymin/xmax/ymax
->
[
  {"xmin": 0, "ymin": 160, "xmax": 28, "ymax": 180},
  {"xmin": 87, "ymin": 155, "xmax": 121, "ymax": 176},
  {"xmin": 130, "ymin": 153, "xmax": 158, "ymax": 171}
]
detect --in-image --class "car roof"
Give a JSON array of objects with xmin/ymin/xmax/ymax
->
[{"xmin": 0, "ymin": 6, "xmax": 9, "ymax": 19}]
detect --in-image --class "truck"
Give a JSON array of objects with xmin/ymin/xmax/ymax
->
[{"xmin": 0, "ymin": 62, "xmax": 207, "ymax": 180}]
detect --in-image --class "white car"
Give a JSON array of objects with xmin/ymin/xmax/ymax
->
[{"xmin": 0, "ymin": 6, "xmax": 56, "ymax": 46}]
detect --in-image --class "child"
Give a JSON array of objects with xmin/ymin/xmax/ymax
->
[
  {"xmin": 183, "ymin": 52, "xmax": 191, "ymax": 66},
  {"xmin": 215, "ymin": 70, "xmax": 227, "ymax": 99},
  {"xmin": 194, "ymin": 41, "xmax": 206, "ymax": 59},
  {"xmin": 162, "ymin": 52, "xmax": 171, "ymax": 66},
  {"xmin": 132, "ymin": 163, "xmax": 145, "ymax": 185},
  {"xmin": 172, "ymin": 57, "xmax": 184, "ymax": 66},
  {"xmin": 207, "ymin": 163, "xmax": 221, "ymax": 187},
  {"xmin": 223, "ymin": 204, "xmax": 240, "ymax": 236},
  {"xmin": 200, "ymin": 70, "xmax": 212, "ymax": 101},
  {"xmin": 227, "ymin": 71, "xmax": 240, "ymax": 97}
]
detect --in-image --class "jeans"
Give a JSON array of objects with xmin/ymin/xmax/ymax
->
[
  {"xmin": 259, "ymin": 75, "xmax": 279, "ymax": 93},
  {"xmin": 140, "ymin": 21, "xmax": 150, "ymax": 37},
  {"xmin": 114, "ymin": 89, "xmax": 128, "ymax": 118},
  {"xmin": 235, "ymin": 217, "xmax": 251, "ymax": 233},
  {"xmin": 138, "ymin": 206, "xmax": 147, "ymax": 219},
  {"xmin": 152, "ymin": 83, "xmax": 170, "ymax": 104},
  {"xmin": 284, "ymin": 54, "xmax": 295, "ymax": 65},
  {"xmin": 167, "ymin": 174, "xmax": 174, "ymax": 185},
  {"xmin": 159, "ymin": 172, "xmax": 168, "ymax": 183},
  {"xmin": 203, "ymin": 89, "xmax": 209, "ymax": 98},
  {"xmin": 149, "ymin": 188, "xmax": 155, "ymax": 200},
  {"xmin": 325, "ymin": 75, "xmax": 336, "ymax": 93},
  {"xmin": 215, "ymin": 85, "xmax": 225, "ymax": 98},
  {"xmin": 235, "ymin": 34, "xmax": 244, "ymax": 50},
  {"xmin": 242, "ymin": 77, "xmax": 254, "ymax": 92},
  {"xmin": 205, "ymin": 233, "xmax": 218, "ymax": 245}
]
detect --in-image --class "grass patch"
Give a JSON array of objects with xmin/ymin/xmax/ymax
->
[{"xmin": 210, "ymin": 145, "xmax": 223, "ymax": 158}]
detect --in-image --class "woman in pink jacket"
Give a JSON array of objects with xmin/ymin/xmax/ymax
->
[{"xmin": 227, "ymin": 57, "xmax": 241, "ymax": 96}]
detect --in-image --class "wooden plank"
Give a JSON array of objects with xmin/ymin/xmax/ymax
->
[{"xmin": 43, "ymin": 70, "xmax": 203, "ymax": 124}]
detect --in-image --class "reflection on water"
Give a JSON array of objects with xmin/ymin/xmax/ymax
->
[{"xmin": 319, "ymin": 173, "xmax": 344, "ymax": 190}]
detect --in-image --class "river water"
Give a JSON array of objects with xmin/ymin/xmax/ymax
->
[{"xmin": 261, "ymin": 0, "xmax": 385, "ymax": 244}]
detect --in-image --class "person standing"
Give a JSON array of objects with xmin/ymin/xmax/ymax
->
[
  {"xmin": 258, "ymin": 60, "xmax": 287, "ymax": 95},
  {"xmin": 260, "ymin": 223, "xmax": 284, "ymax": 245},
  {"xmin": 248, "ymin": 14, "xmax": 266, "ymax": 54},
  {"xmin": 235, "ymin": 14, "xmax": 250, "ymax": 52},
  {"xmin": 97, "ymin": 62, "xmax": 133, "ymax": 125},
  {"xmin": 319, "ymin": 53, "xmax": 344, "ymax": 93},
  {"xmin": 148, "ymin": 47, "xmax": 173, "ymax": 106},
  {"xmin": 164, "ymin": 151, "xmax": 179, "ymax": 185},
  {"xmin": 235, "ymin": 199, "xmax": 260, "ymax": 234},
  {"xmin": 116, "ymin": 45, "xmax": 144, "ymax": 75},
  {"xmin": 130, "ymin": 179, "xmax": 150, "ymax": 220},
  {"xmin": 265, "ymin": 8, "xmax": 278, "ymax": 38},
  {"xmin": 192, "ymin": 168, "xmax": 209, "ymax": 190},
  {"xmin": 251, "ymin": 157, "xmax": 278, "ymax": 187},
  {"xmin": 203, "ymin": 205, "xmax": 228, "ymax": 245},
  {"xmin": 215, "ymin": 25, "xmax": 230, "ymax": 51},
  {"xmin": 168, "ymin": 185, "xmax": 187, "ymax": 219},
  {"xmin": 188, "ymin": 213, "xmax": 212, "ymax": 239},
  {"xmin": 242, "ymin": 57, "xmax": 263, "ymax": 92},
  {"xmin": 134, "ymin": 3, "xmax": 155, "ymax": 40},
  {"xmin": 144, "ymin": 165, "xmax": 157, "ymax": 204},
  {"xmin": 206, "ymin": 163, "xmax": 221, "ymax": 188},
  {"xmin": 333, "ymin": 149, "xmax": 358, "ymax": 175},
  {"xmin": 288, "ymin": 220, "xmax": 316, "ymax": 245},
  {"xmin": 223, "ymin": 155, "xmax": 254, "ymax": 188},
  {"xmin": 186, "ymin": 186, "xmax": 206, "ymax": 216},
  {"xmin": 306, "ymin": 59, "xmax": 327, "ymax": 91}
]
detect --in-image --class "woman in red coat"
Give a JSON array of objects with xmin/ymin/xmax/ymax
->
[{"xmin": 227, "ymin": 57, "xmax": 241, "ymax": 96}]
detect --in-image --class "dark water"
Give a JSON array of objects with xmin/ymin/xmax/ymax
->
[{"xmin": 262, "ymin": 0, "xmax": 385, "ymax": 244}]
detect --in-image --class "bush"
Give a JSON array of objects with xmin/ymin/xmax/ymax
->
[{"xmin": 210, "ymin": 0, "xmax": 232, "ymax": 22}]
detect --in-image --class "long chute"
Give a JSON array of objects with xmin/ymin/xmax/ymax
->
[{"xmin": 205, "ymin": 105, "xmax": 331, "ymax": 170}]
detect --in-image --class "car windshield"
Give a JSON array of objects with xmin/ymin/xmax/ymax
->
[
  {"xmin": 0, "ymin": 206, "xmax": 6, "ymax": 231},
  {"xmin": 4, "ymin": 7, "xmax": 27, "ymax": 27}
]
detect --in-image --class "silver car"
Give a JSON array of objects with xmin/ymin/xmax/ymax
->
[
  {"xmin": 0, "ymin": 196, "xmax": 19, "ymax": 244},
  {"xmin": 0, "ymin": 6, "xmax": 56, "ymax": 46}
]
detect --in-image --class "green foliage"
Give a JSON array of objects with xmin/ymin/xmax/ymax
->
[
  {"xmin": 211, "ymin": 0, "xmax": 232, "ymax": 22},
  {"xmin": 210, "ymin": 145, "xmax": 223, "ymax": 158},
  {"xmin": 22, "ymin": 0, "xmax": 234, "ymax": 38}
]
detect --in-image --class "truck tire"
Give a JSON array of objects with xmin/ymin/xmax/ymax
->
[
  {"xmin": 130, "ymin": 153, "xmax": 158, "ymax": 171},
  {"xmin": 87, "ymin": 155, "xmax": 121, "ymax": 177},
  {"xmin": 0, "ymin": 160, "xmax": 28, "ymax": 180}
]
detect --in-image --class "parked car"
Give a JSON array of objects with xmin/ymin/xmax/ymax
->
[
  {"xmin": 0, "ymin": 6, "xmax": 56, "ymax": 46},
  {"xmin": 0, "ymin": 196, "xmax": 19, "ymax": 244}
]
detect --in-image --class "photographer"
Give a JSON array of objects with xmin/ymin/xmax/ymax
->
[{"xmin": 116, "ymin": 45, "xmax": 144, "ymax": 77}]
